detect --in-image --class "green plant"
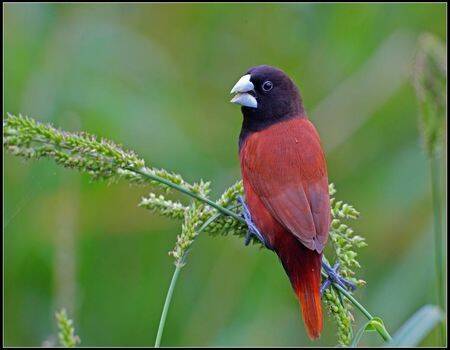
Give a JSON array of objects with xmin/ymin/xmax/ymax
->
[
  {"xmin": 322, "ymin": 184, "xmax": 368, "ymax": 345},
  {"xmin": 55, "ymin": 309, "xmax": 80, "ymax": 348},
  {"xmin": 4, "ymin": 113, "xmax": 389, "ymax": 346},
  {"xmin": 351, "ymin": 317, "xmax": 387, "ymax": 348},
  {"xmin": 411, "ymin": 33, "xmax": 446, "ymax": 344}
]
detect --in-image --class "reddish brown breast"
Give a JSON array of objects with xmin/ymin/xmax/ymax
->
[{"xmin": 239, "ymin": 117, "xmax": 330, "ymax": 253}]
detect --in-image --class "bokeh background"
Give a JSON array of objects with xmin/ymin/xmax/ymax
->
[{"xmin": 4, "ymin": 3, "xmax": 447, "ymax": 347}]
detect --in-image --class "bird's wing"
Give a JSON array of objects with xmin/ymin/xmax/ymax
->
[{"xmin": 240, "ymin": 117, "xmax": 330, "ymax": 252}]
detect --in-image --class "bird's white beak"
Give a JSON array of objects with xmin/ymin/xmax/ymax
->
[{"xmin": 230, "ymin": 74, "xmax": 257, "ymax": 108}]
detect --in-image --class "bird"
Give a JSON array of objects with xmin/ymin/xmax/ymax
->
[{"xmin": 230, "ymin": 65, "xmax": 330, "ymax": 339}]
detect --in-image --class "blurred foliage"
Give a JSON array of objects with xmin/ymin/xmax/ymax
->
[
  {"xmin": 411, "ymin": 33, "xmax": 446, "ymax": 343},
  {"xmin": 388, "ymin": 304, "xmax": 444, "ymax": 347},
  {"xmin": 412, "ymin": 33, "xmax": 446, "ymax": 157},
  {"xmin": 4, "ymin": 3, "xmax": 446, "ymax": 347}
]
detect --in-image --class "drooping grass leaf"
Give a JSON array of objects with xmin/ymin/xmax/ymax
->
[
  {"xmin": 387, "ymin": 305, "xmax": 444, "ymax": 347},
  {"xmin": 351, "ymin": 317, "xmax": 386, "ymax": 347}
]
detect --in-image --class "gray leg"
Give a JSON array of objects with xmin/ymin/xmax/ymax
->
[
  {"xmin": 238, "ymin": 196, "xmax": 272, "ymax": 250},
  {"xmin": 321, "ymin": 259, "xmax": 356, "ymax": 296}
]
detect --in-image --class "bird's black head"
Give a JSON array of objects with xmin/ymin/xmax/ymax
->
[{"xmin": 230, "ymin": 65, "xmax": 304, "ymax": 133}]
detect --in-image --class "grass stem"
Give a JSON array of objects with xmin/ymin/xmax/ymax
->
[
  {"xmin": 154, "ymin": 212, "xmax": 224, "ymax": 346},
  {"xmin": 430, "ymin": 154, "xmax": 444, "ymax": 309},
  {"xmin": 155, "ymin": 264, "xmax": 182, "ymax": 348},
  {"xmin": 129, "ymin": 167, "xmax": 244, "ymax": 222},
  {"xmin": 430, "ymin": 154, "xmax": 445, "ymax": 344}
]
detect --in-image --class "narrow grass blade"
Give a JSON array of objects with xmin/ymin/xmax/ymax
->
[{"xmin": 387, "ymin": 305, "xmax": 444, "ymax": 347}]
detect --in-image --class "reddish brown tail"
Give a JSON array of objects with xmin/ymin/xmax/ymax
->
[{"xmin": 276, "ymin": 234, "xmax": 323, "ymax": 339}]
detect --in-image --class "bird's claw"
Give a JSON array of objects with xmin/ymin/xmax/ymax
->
[
  {"xmin": 320, "ymin": 260, "xmax": 356, "ymax": 296},
  {"xmin": 238, "ymin": 196, "xmax": 272, "ymax": 250}
]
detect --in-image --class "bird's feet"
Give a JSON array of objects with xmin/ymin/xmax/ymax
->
[
  {"xmin": 238, "ymin": 196, "xmax": 272, "ymax": 250},
  {"xmin": 320, "ymin": 260, "xmax": 356, "ymax": 296}
]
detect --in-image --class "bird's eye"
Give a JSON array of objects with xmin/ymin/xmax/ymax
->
[{"xmin": 262, "ymin": 81, "xmax": 273, "ymax": 92}]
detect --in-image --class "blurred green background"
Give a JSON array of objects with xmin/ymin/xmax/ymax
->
[{"xmin": 4, "ymin": 3, "xmax": 446, "ymax": 347}]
